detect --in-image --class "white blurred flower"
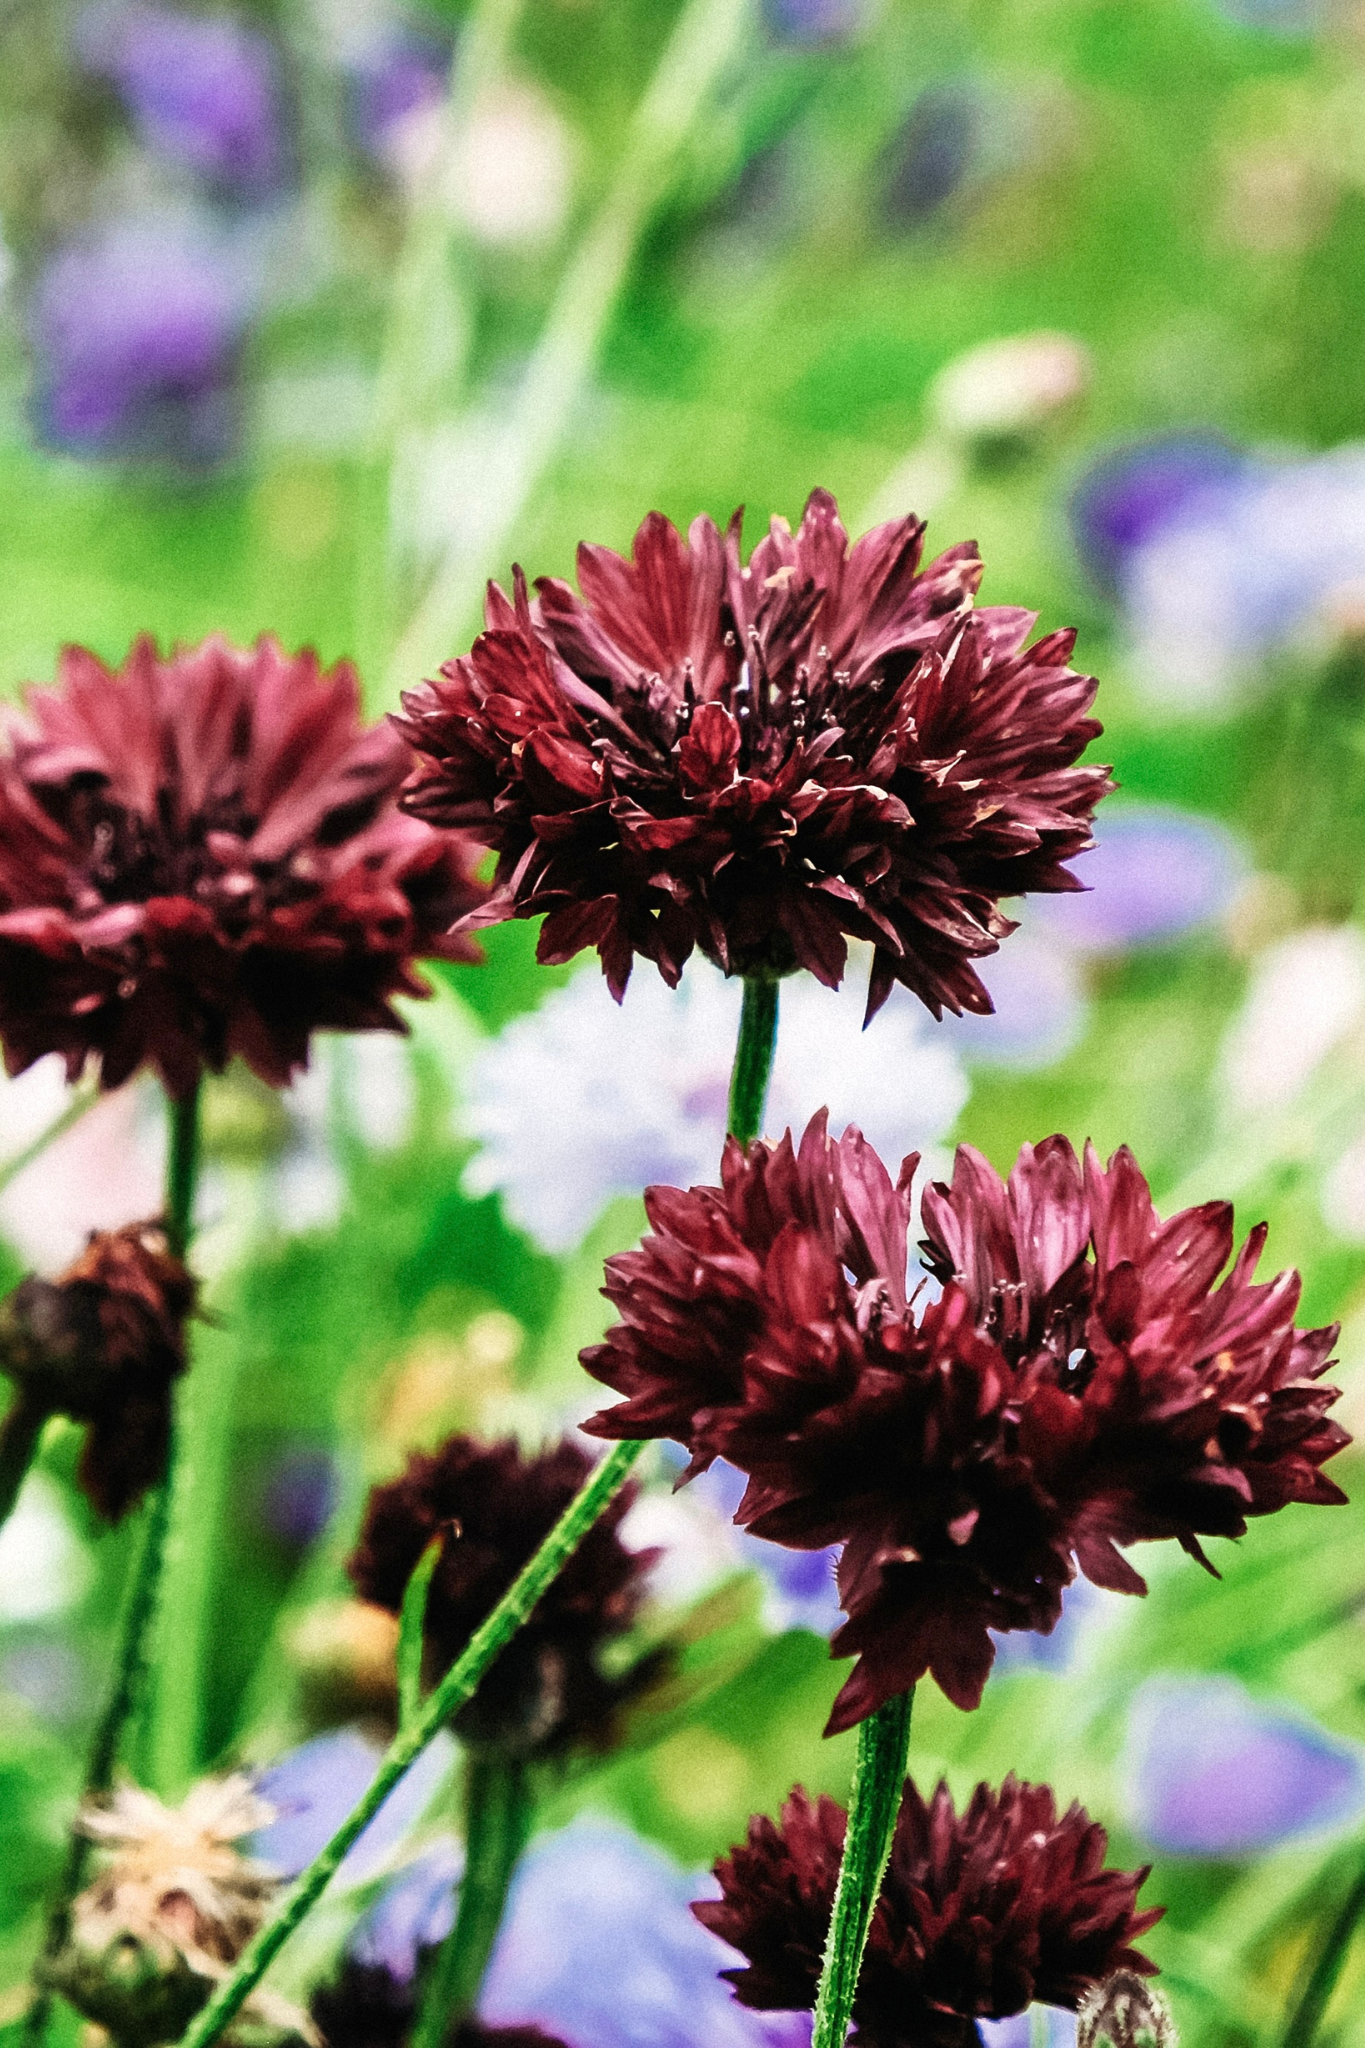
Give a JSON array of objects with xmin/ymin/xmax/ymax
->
[
  {"xmin": 1124, "ymin": 443, "xmax": 1365, "ymax": 708},
  {"xmin": 460, "ymin": 958, "xmax": 969, "ymax": 1252},
  {"xmin": 1218, "ymin": 925, "xmax": 1365, "ymax": 1116},
  {"xmin": 0, "ymin": 1470, "xmax": 93, "ymax": 1622},
  {"xmin": 0, "ymin": 1079, "xmax": 163, "ymax": 1270},
  {"xmin": 926, "ymin": 330, "xmax": 1090, "ymax": 443},
  {"xmin": 267, "ymin": 1033, "xmax": 417, "ymax": 1236},
  {"xmin": 1322, "ymin": 1133, "xmax": 1365, "ymax": 1241},
  {"xmin": 450, "ymin": 83, "xmax": 572, "ymax": 247}
]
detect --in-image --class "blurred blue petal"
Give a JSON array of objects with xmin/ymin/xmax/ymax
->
[
  {"xmin": 981, "ymin": 2011, "xmax": 1077, "ymax": 2048},
  {"xmin": 689, "ymin": 1457, "xmax": 844, "ymax": 1636},
  {"xmin": 1211, "ymin": 0, "xmax": 1322, "ymax": 28},
  {"xmin": 251, "ymin": 1725, "xmax": 456, "ymax": 1883},
  {"xmin": 762, "ymin": 0, "xmax": 864, "ymax": 44},
  {"xmin": 936, "ymin": 930, "xmax": 1087, "ymax": 1070},
  {"xmin": 77, "ymin": 2, "xmax": 287, "ymax": 196},
  {"xmin": 353, "ymin": 1840, "xmax": 462, "ymax": 1981},
  {"xmin": 481, "ymin": 1821, "xmax": 795, "ymax": 2048},
  {"xmin": 1125, "ymin": 1676, "xmax": 1365, "ymax": 1857},
  {"xmin": 990, "ymin": 1578, "xmax": 1116, "ymax": 1679},
  {"xmin": 1031, "ymin": 808, "xmax": 1246, "ymax": 953},
  {"xmin": 1068, "ymin": 434, "xmax": 1251, "ymax": 597}
]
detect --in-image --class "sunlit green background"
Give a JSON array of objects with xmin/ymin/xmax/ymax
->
[{"xmin": 4, "ymin": 2, "xmax": 1365, "ymax": 2044}]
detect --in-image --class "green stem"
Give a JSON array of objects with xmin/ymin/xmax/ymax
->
[
  {"xmin": 165, "ymin": 1082, "xmax": 202, "ymax": 1259},
  {"xmin": 811, "ymin": 1690, "xmax": 915, "ymax": 2048},
  {"xmin": 1281, "ymin": 1861, "xmax": 1365, "ymax": 2048},
  {"xmin": 413, "ymin": 1754, "xmax": 533, "ymax": 2048},
  {"xmin": 727, "ymin": 975, "xmax": 780, "ymax": 1146},
  {"xmin": 0, "ymin": 1398, "xmax": 46, "ymax": 1533},
  {"xmin": 177, "ymin": 1438, "xmax": 645, "ymax": 2048},
  {"xmin": 382, "ymin": 0, "xmax": 748, "ymax": 700}
]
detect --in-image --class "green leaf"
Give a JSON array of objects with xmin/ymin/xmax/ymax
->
[{"xmin": 398, "ymin": 1534, "xmax": 445, "ymax": 1734}]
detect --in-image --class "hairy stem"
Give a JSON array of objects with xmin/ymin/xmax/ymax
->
[
  {"xmin": 24, "ymin": 1084, "xmax": 204, "ymax": 2044},
  {"xmin": 0, "ymin": 1398, "xmax": 46, "ymax": 1534},
  {"xmin": 1282, "ymin": 1861, "xmax": 1365, "ymax": 2048},
  {"xmin": 413, "ymin": 1753, "xmax": 533, "ymax": 2048},
  {"xmin": 811, "ymin": 1690, "xmax": 915, "ymax": 2048},
  {"xmin": 728, "ymin": 976, "xmax": 780, "ymax": 1147},
  {"xmin": 177, "ymin": 1438, "xmax": 644, "ymax": 2048}
]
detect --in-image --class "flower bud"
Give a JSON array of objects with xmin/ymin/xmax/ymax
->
[
  {"xmin": 926, "ymin": 330, "xmax": 1090, "ymax": 446},
  {"xmin": 1077, "ymin": 1971, "xmax": 1178, "ymax": 2048}
]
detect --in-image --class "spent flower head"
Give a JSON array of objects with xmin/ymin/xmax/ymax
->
[
  {"xmin": 0, "ymin": 634, "xmax": 485, "ymax": 1097},
  {"xmin": 44, "ymin": 1774, "xmax": 308, "ymax": 2046},
  {"xmin": 0, "ymin": 1219, "xmax": 195, "ymax": 1519},
  {"xmin": 696, "ymin": 1778, "xmax": 1161, "ymax": 2048},
  {"xmin": 584, "ymin": 1114, "xmax": 1346, "ymax": 1728},
  {"xmin": 397, "ymin": 489, "xmax": 1110, "ymax": 1020}
]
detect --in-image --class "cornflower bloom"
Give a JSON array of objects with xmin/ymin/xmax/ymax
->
[
  {"xmin": 397, "ymin": 490, "xmax": 1110, "ymax": 1020},
  {"xmin": 0, "ymin": 635, "xmax": 485, "ymax": 1097},
  {"xmin": 585, "ymin": 1115, "xmax": 1346, "ymax": 1728}
]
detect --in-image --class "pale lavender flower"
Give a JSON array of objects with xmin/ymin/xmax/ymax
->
[
  {"xmin": 1031, "ymin": 807, "xmax": 1245, "ymax": 953},
  {"xmin": 1125, "ymin": 1675, "xmax": 1365, "ymax": 1857},
  {"xmin": 342, "ymin": 18, "xmax": 451, "ymax": 165},
  {"xmin": 461, "ymin": 959, "xmax": 967, "ymax": 1254},
  {"xmin": 1069, "ymin": 434, "xmax": 1250, "ymax": 598},
  {"xmin": 76, "ymin": 2, "xmax": 287, "ymax": 197},
  {"xmin": 762, "ymin": 0, "xmax": 865, "ymax": 44},
  {"xmin": 29, "ymin": 209, "xmax": 257, "ymax": 461},
  {"xmin": 250, "ymin": 1726, "xmax": 455, "ymax": 1884}
]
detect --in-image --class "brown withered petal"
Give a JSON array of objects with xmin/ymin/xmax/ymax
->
[
  {"xmin": 348, "ymin": 1435, "xmax": 662, "ymax": 1756},
  {"xmin": 397, "ymin": 490, "xmax": 1110, "ymax": 1020},
  {"xmin": 310, "ymin": 1958, "xmax": 568, "ymax": 2048},
  {"xmin": 583, "ymin": 1113, "xmax": 1347, "ymax": 1729},
  {"xmin": 0, "ymin": 634, "xmax": 486, "ymax": 1097},
  {"xmin": 0, "ymin": 1220, "xmax": 196, "ymax": 1519},
  {"xmin": 695, "ymin": 1778, "xmax": 1161, "ymax": 2048}
]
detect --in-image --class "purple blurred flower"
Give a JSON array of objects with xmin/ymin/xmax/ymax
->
[
  {"xmin": 1031, "ymin": 806, "xmax": 1246, "ymax": 953},
  {"xmin": 1211, "ymin": 0, "xmax": 1321, "ymax": 28},
  {"xmin": 483, "ymin": 1822, "xmax": 806, "ymax": 2048},
  {"xmin": 29, "ymin": 210, "xmax": 256, "ymax": 462},
  {"xmin": 990, "ymin": 1578, "xmax": 1117, "ymax": 1679},
  {"xmin": 251, "ymin": 1725, "xmax": 455, "ymax": 1883},
  {"xmin": 343, "ymin": 21, "xmax": 451, "ymax": 164},
  {"xmin": 260, "ymin": 1446, "xmax": 337, "ymax": 1548},
  {"xmin": 1125, "ymin": 1676, "xmax": 1365, "ymax": 1857},
  {"xmin": 981, "ymin": 2013, "xmax": 1076, "ymax": 2048},
  {"xmin": 77, "ymin": 3, "xmax": 287, "ymax": 197},
  {"xmin": 881, "ymin": 84, "xmax": 980, "ymax": 226},
  {"xmin": 349, "ymin": 1819, "xmax": 807, "ymax": 2048},
  {"xmin": 762, "ymin": 0, "xmax": 864, "ymax": 44},
  {"xmin": 1069, "ymin": 434, "xmax": 1250, "ymax": 598}
]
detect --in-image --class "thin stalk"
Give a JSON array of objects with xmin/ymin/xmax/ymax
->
[
  {"xmin": 382, "ymin": 0, "xmax": 749, "ymax": 700},
  {"xmin": 727, "ymin": 976, "xmax": 780, "ymax": 1146},
  {"xmin": 811, "ymin": 1690, "xmax": 915, "ymax": 2048},
  {"xmin": 0, "ymin": 1399, "xmax": 46, "ymax": 1532},
  {"xmin": 24, "ymin": 1084, "xmax": 204, "ymax": 2044},
  {"xmin": 177, "ymin": 1438, "xmax": 645, "ymax": 2048},
  {"xmin": 1281, "ymin": 1861, "xmax": 1365, "ymax": 2048},
  {"xmin": 413, "ymin": 1753, "xmax": 533, "ymax": 2048}
]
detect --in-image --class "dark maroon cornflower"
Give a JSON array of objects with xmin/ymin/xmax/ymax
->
[
  {"xmin": 348, "ymin": 1435, "xmax": 662, "ymax": 1755},
  {"xmin": 396, "ymin": 490, "xmax": 1110, "ymax": 1020},
  {"xmin": 583, "ymin": 1114, "xmax": 1346, "ymax": 1730},
  {"xmin": 310, "ymin": 1958, "xmax": 568, "ymax": 2048},
  {"xmin": 695, "ymin": 1779, "xmax": 1162, "ymax": 2048},
  {"xmin": 0, "ymin": 635, "xmax": 486, "ymax": 1098},
  {"xmin": 0, "ymin": 1221, "xmax": 196, "ymax": 1519}
]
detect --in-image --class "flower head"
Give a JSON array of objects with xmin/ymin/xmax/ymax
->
[
  {"xmin": 348, "ymin": 1435, "xmax": 662, "ymax": 1754},
  {"xmin": 0, "ymin": 635, "xmax": 484, "ymax": 1097},
  {"xmin": 397, "ymin": 490, "xmax": 1110, "ymax": 1021},
  {"xmin": 584, "ymin": 1115, "xmax": 1346, "ymax": 1728},
  {"xmin": 695, "ymin": 1779, "xmax": 1161, "ymax": 2048},
  {"xmin": 0, "ymin": 1220, "xmax": 195, "ymax": 1519},
  {"xmin": 310, "ymin": 1959, "xmax": 567, "ymax": 2048},
  {"xmin": 1076, "ymin": 1974, "xmax": 1176, "ymax": 2048},
  {"xmin": 43, "ymin": 1775, "xmax": 309, "ymax": 2046}
]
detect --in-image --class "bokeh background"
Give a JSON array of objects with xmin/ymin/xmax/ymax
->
[{"xmin": 4, "ymin": 1, "xmax": 1365, "ymax": 2044}]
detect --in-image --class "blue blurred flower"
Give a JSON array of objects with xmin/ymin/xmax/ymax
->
[
  {"xmin": 990, "ymin": 1578, "xmax": 1119, "ymax": 1679},
  {"xmin": 1069, "ymin": 433, "xmax": 1250, "ymax": 598},
  {"xmin": 349, "ymin": 1818, "xmax": 808, "ymax": 2048},
  {"xmin": 251, "ymin": 1725, "xmax": 456, "ymax": 1883},
  {"xmin": 482, "ymin": 1821, "xmax": 807, "ymax": 2048},
  {"xmin": 29, "ymin": 209, "xmax": 257, "ymax": 461},
  {"xmin": 688, "ymin": 1456, "xmax": 843, "ymax": 1636},
  {"xmin": 77, "ymin": 3, "xmax": 287, "ymax": 197},
  {"xmin": 762, "ymin": 0, "xmax": 865, "ymax": 45},
  {"xmin": 1124, "ymin": 1675, "xmax": 1365, "ymax": 1857},
  {"xmin": 981, "ymin": 2012, "xmax": 1076, "ymax": 2048},
  {"xmin": 1031, "ymin": 807, "xmax": 1246, "ymax": 953},
  {"xmin": 259, "ymin": 1445, "xmax": 338, "ymax": 1548},
  {"xmin": 881, "ymin": 83, "xmax": 980, "ymax": 226},
  {"xmin": 461, "ymin": 958, "xmax": 967, "ymax": 1253},
  {"xmin": 1210, "ymin": 0, "xmax": 1322, "ymax": 29},
  {"xmin": 340, "ymin": 18, "xmax": 452, "ymax": 165}
]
